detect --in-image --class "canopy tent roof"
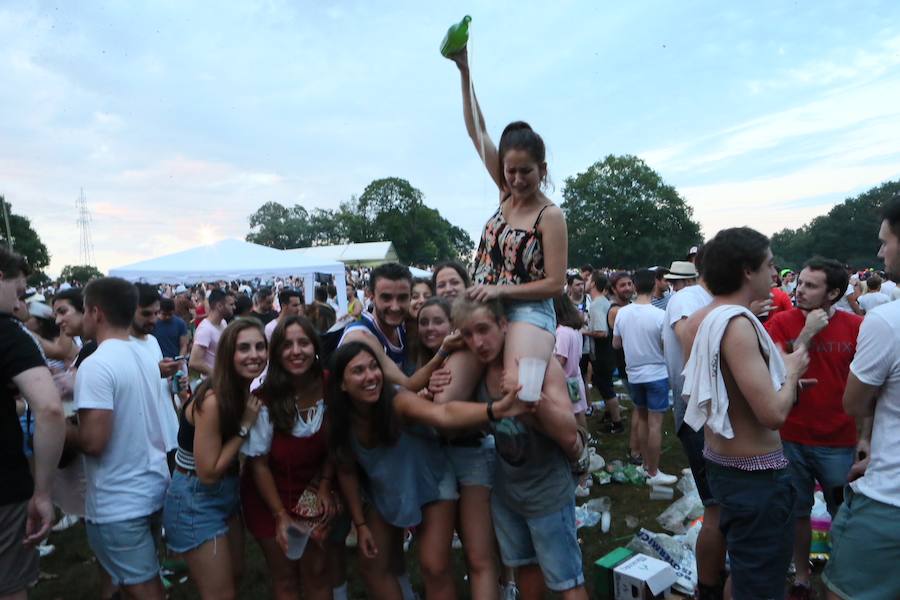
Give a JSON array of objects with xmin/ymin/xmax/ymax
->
[
  {"xmin": 109, "ymin": 238, "xmax": 345, "ymax": 284},
  {"xmin": 287, "ymin": 241, "xmax": 398, "ymax": 266}
]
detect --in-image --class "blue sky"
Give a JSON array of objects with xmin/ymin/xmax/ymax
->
[{"xmin": 3, "ymin": 1, "xmax": 900, "ymax": 275}]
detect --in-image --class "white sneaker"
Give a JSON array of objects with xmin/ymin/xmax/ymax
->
[
  {"xmin": 645, "ymin": 470, "xmax": 678, "ymax": 486},
  {"xmin": 52, "ymin": 514, "xmax": 80, "ymax": 532}
]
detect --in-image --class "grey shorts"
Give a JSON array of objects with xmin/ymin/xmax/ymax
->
[
  {"xmin": 823, "ymin": 487, "xmax": 900, "ymax": 600},
  {"xmin": 0, "ymin": 501, "xmax": 39, "ymax": 596}
]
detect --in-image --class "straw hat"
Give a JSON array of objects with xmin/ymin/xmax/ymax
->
[{"xmin": 663, "ymin": 261, "xmax": 699, "ymax": 280}]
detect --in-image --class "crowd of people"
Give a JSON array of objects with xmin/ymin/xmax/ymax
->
[{"xmin": 5, "ymin": 45, "xmax": 900, "ymax": 600}]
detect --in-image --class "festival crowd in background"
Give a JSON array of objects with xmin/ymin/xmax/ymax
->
[{"xmin": 5, "ymin": 47, "xmax": 900, "ymax": 600}]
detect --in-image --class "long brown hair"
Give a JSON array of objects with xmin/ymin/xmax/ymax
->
[
  {"xmin": 326, "ymin": 342, "xmax": 400, "ymax": 462},
  {"xmin": 194, "ymin": 318, "xmax": 266, "ymax": 439},
  {"xmin": 258, "ymin": 315, "xmax": 323, "ymax": 433}
]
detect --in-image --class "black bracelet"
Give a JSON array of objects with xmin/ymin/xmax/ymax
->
[{"xmin": 486, "ymin": 398, "xmax": 497, "ymax": 422}]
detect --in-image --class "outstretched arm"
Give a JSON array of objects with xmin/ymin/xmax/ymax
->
[
  {"xmin": 450, "ymin": 48, "xmax": 501, "ymax": 189},
  {"xmin": 341, "ymin": 329, "xmax": 451, "ymax": 392}
]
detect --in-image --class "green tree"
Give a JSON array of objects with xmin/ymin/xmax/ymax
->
[
  {"xmin": 59, "ymin": 264, "xmax": 104, "ymax": 284},
  {"xmin": 561, "ymin": 155, "xmax": 702, "ymax": 268},
  {"xmin": 246, "ymin": 202, "xmax": 316, "ymax": 249},
  {"xmin": 771, "ymin": 180, "xmax": 900, "ymax": 269},
  {"xmin": 245, "ymin": 178, "xmax": 474, "ymax": 265},
  {"xmin": 357, "ymin": 178, "xmax": 473, "ymax": 264},
  {"xmin": 0, "ymin": 200, "xmax": 51, "ymax": 273}
]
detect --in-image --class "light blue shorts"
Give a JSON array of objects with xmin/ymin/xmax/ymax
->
[
  {"xmin": 163, "ymin": 471, "xmax": 240, "ymax": 553},
  {"xmin": 490, "ymin": 494, "xmax": 584, "ymax": 592},
  {"xmin": 504, "ymin": 299, "xmax": 556, "ymax": 335},
  {"xmin": 85, "ymin": 512, "xmax": 162, "ymax": 586},
  {"xmin": 446, "ymin": 436, "xmax": 496, "ymax": 489}
]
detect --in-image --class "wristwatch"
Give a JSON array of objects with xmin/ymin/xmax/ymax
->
[
  {"xmin": 238, "ymin": 425, "xmax": 250, "ymax": 439},
  {"xmin": 486, "ymin": 398, "xmax": 498, "ymax": 422}
]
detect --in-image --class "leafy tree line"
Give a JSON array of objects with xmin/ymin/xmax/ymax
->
[
  {"xmin": 247, "ymin": 177, "xmax": 473, "ymax": 265},
  {"xmin": 561, "ymin": 155, "xmax": 702, "ymax": 269},
  {"xmin": 248, "ymin": 162, "xmax": 703, "ymax": 270},
  {"xmin": 771, "ymin": 180, "xmax": 900, "ymax": 270}
]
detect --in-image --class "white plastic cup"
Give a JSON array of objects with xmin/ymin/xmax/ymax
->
[
  {"xmin": 518, "ymin": 357, "xmax": 548, "ymax": 402},
  {"xmin": 285, "ymin": 523, "xmax": 310, "ymax": 560},
  {"xmin": 649, "ymin": 485, "xmax": 674, "ymax": 500}
]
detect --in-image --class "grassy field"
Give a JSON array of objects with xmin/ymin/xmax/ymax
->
[{"xmin": 30, "ymin": 388, "xmax": 825, "ymax": 598}]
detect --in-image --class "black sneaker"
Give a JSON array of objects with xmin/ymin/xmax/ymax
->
[{"xmin": 605, "ymin": 421, "xmax": 625, "ymax": 434}]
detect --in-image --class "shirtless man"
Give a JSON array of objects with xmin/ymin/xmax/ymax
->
[{"xmin": 681, "ymin": 227, "xmax": 810, "ymax": 600}]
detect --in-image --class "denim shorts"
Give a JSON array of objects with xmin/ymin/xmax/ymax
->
[
  {"xmin": 782, "ymin": 441, "xmax": 854, "ymax": 517},
  {"xmin": 85, "ymin": 512, "xmax": 162, "ymax": 586},
  {"xmin": 490, "ymin": 494, "xmax": 584, "ymax": 592},
  {"xmin": 629, "ymin": 378, "xmax": 670, "ymax": 412},
  {"xmin": 163, "ymin": 471, "xmax": 241, "ymax": 553},
  {"xmin": 823, "ymin": 487, "xmax": 900, "ymax": 600},
  {"xmin": 446, "ymin": 436, "xmax": 496, "ymax": 489},
  {"xmin": 504, "ymin": 299, "xmax": 557, "ymax": 335},
  {"xmin": 706, "ymin": 462, "xmax": 795, "ymax": 600},
  {"xmin": 436, "ymin": 460, "xmax": 460, "ymax": 501}
]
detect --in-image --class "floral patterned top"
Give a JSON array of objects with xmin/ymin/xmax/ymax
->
[{"xmin": 472, "ymin": 201, "xmax": 551, "ymax": 286}]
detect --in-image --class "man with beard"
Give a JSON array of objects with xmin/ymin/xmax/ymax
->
[
  {"xmin": 823, "ymin": 198, "xmax": 900, "ymax": 600},
  {"xmin": 130, "ymin": 284, "xmax": 180, "ymax": 454},
  {"xmin": 608, "ymin": 272, "xmax": 638, "ymax": 456},
  {"xmin": 764, "ymin": 259, "xmax": 864, "ymax": 599}
]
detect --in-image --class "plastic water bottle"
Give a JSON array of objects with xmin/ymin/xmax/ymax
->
[{"xmin": 440, "ymin": 15, "xmax": 472, "ymax": 57}]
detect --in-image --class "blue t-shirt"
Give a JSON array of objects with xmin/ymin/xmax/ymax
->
[{"xmin": 152, "ymin": 316, "xmax": 187, "ymax": 358}]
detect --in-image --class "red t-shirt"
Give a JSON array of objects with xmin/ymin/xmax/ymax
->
[
  {"xmin": 765, "ymin": 308, "xmax": 862, "ymax": 447},
  {"xmin": 770, "ymin": 287, "xmax": 793, "ymax": 316}
]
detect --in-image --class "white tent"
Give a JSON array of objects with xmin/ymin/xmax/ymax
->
[
  {"xmin": 288, "ymin": 241, "xmax": 398, "ymax": 266},
  {"xmin": 109, "ymin": 239, "xmax": 348, "ymax": 314}
]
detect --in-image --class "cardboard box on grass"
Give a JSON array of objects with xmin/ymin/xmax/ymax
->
[
  {"xmin": 593, "ymin": 547, "xmax": 635, "ymax": 599},
  {"xmin": 614, "ymin": 553, "xmax": 677, "ymax": 600}
]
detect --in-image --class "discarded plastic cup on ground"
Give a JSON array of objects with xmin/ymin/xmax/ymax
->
[
  {"xmin": 517, "ymin": 357, "xmax": 548, "ymax": 402},
  {"xmin": 601, "ymin": 510, "xmax": 611, "ymax": 533},
  {"xmin": 285, "ymin": 523, "xmax": 310, "ymax": 560},
  {"xmin": 649, "ymin": 485, "xmax": 674, "ymax": 500},
  {"xmin": 586, "ymin": 497, "xmax": 611, "ymax": 513}
]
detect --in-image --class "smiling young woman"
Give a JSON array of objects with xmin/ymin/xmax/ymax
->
[{"xmin": 163, "ymin": 318, "xmax": 267, "ymax": 600}]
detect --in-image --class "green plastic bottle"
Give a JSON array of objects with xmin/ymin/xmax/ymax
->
[{"xmin": 440, "ymin": 15, "xmax": 472, "ymax": 57}]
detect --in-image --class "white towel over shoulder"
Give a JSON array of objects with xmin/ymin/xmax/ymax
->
[{"xmin": 682, "ymin": 305, "xmax": 786, "ymax": 438}]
